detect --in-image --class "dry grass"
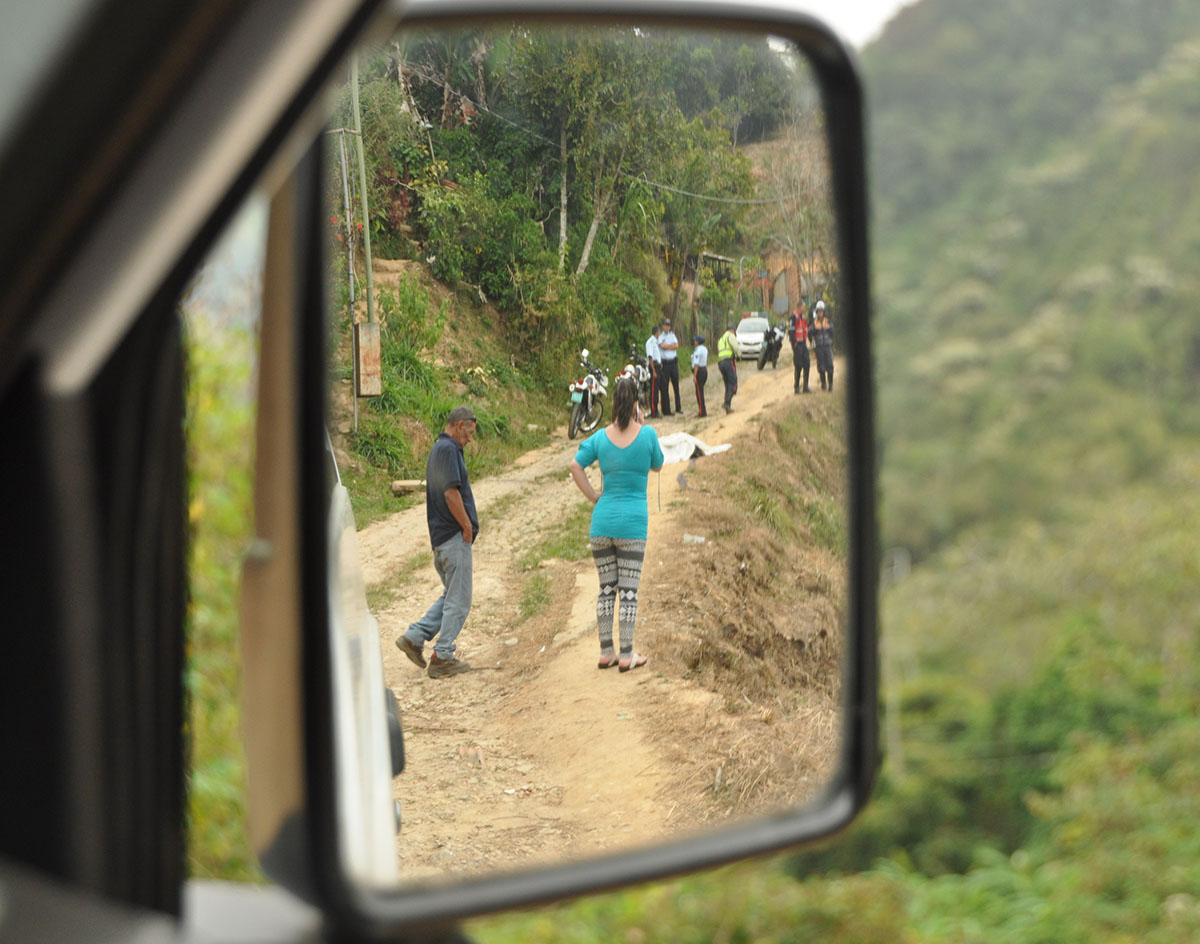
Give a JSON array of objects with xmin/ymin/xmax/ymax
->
[{"xmin": 640, "ymin": 393, "xmax": 847, "ymax": 823}]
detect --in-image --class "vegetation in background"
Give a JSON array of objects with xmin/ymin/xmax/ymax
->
[
  {"xmin": 184, "ymin": 315, "xmax": 261, "ymax": 882},
  {"xmin": 323, "ymin": 25, "xmax": 820, "ymax": 506},
  {"xmin": 186, "ymin": 26, "xmax": 826, "ymax": 879},
  {"xmin": 184, "ymin": 5, "xmax": 1200, "ymax": 938},
  {"xmin": 871, "ymin": 0, "xmax": 1200, "ymax": 560},
  {"xmin": 478, "ymin": 0, "xmax": 1200, "ymax": 939},
  {"xmin": 332, "ymin": 269, "xmax": 561, "ymax": 527}
]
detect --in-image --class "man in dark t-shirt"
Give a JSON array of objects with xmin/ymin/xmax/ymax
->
[{"xmin": 395, "ymin": 406, "xmax": 479, "ymax": 678}]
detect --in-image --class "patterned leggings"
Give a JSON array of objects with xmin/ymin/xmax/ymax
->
[{"xmin": 590, "ymin": 537, "xmax": 647, "ymax": 656}]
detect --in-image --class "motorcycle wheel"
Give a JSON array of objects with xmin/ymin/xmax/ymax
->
[
  {"xmin": 568, "ymin": 401, "xmax": 583, "ymax": 439},
  {"xmin": 757, "ymin": 347, "xmax": 768, "ymax": 370},
  {"xmin": 580, "ymin": 398, "xmax": 604, "ymax": 433}
]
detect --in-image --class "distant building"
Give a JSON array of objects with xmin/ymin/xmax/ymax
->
[{"xmin": 762, "ymin": 248, "xmax": 838, "ymax": 313}]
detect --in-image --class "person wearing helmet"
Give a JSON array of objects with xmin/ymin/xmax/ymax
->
[{"xmin": 812, "ymin": 301, "xmax": 834, "ymax": 391}]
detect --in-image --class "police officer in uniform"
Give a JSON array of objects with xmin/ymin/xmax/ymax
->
[
  {"xmin": 658, "ymin": 318, "xmax": 682, "ymax": 416},
  {"xmin": 690, "ymin": 334, "xmax": 709, "ymax": 417},
  {"xmin": 644, "ymin": 324, "xmax": 663, "ymax": 418}
]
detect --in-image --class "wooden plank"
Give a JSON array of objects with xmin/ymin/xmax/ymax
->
[
  {"xmin": 354, "ymin": 322, "xmax": 381, "ymax": 397},
  {"xmin": 390, "ymin": 479, "xmax": 425, "ymax": 496}
]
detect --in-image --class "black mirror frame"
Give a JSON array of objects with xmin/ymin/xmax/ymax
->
[
  {"xmin": 292, "ymin": 0, "xmax": 877, "ymax": 934},
  {"xmin": 0, "ymin": 0, "xmax": 391, "ymax": 916}
]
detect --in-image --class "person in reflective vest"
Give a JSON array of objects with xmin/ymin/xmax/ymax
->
[
  {"xmin": 791, "ymin": 308, "xmax": 810, "ymax": 394},
  {"xmin": 717, "ymin": 323, "xmax": 738, "ymax": 413}
]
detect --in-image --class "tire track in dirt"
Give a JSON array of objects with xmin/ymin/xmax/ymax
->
[{"xmin": 359, "ymin": 355, "xmax": 817, "ymax": 884}]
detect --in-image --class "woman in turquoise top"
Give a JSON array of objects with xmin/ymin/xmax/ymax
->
[{"xmin": 570, "ymin": 376, "xmax": 664, "ymax": 672}]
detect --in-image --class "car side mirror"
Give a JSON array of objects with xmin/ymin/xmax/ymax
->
[{"xmin": 239, "ymin": 0, "xmax": 876, "ymax": 935}]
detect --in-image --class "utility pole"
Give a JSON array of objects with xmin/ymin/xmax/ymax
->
[
  {"xmin": 347, "ymin": 57, "xmax": 382, "ymax": 432},
  {"xmin": 350, "ymin": 56, "xmax": 374, "ymax": 325}
]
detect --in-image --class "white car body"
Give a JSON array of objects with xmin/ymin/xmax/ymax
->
[
  {"xmin": 327, "ymin": 443, "xmax": 401, "ymax": 887},
  {"xmin": 735, "ymin": 315, "xmax": 771, "ymax": 359}
]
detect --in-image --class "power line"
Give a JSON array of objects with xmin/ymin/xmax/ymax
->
[
  {"xmin": 401, "ymin": 61, "xmax": 557, "ymax": 147},
  {"xmin": 632, "ymin": 175, "xmax": 784, "ymax": 206}
]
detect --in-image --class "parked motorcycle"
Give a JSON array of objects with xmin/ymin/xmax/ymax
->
[
  {"xmin": 567, "ymin": 348, "xmax": 608, "ymax": 439},
  {"xmin": 618, "ymin": 345, "xmax": 653, "ymax": 413},
  {"xmin": 757, "ymin": 324, "xmax": 787, "ymax": 370}
]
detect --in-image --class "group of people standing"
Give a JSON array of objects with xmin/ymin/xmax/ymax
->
[
  {"xmin": 395, "ymin": 301, "xmax": 834, "ymax": 682},
  {"xmin": 395, "ymin": 386, "xmax": 665, "ymax": 679},
  {"xmin": 788, "ymin": 299, "xmax": 835, "ymax": 394},
  {"xmin": 645, "ymin": 319, "xmax": 737, "ymax": 418},
  {"xmin": 644, "ymin": 319, "xmax": 687, "ymax": 417}
]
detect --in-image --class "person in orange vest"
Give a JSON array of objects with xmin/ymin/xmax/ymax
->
[{"xmin": 790, "ymin": 307, "xmax": 810, "ymax": 394}]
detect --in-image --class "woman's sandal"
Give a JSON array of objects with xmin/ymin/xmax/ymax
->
[
  {"xmin": 598, "ymin": 653, "xmax": 620, "ymax": 669},
  {"xmin": 618, "ymin": 652, "xmax": 647, "ymax": 673}
]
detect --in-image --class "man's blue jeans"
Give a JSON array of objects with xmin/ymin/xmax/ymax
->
[{"xmin": 404, "ymin": 533, "xmax": 472, "ymax": 659}]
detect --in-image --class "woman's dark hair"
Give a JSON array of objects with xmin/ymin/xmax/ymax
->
[{"xmin": 613, "ymin": 376, "xmax": 638, "ymax": 430}]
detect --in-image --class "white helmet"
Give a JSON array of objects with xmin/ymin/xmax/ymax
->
[{"xmin": 815, "ymin": 300, "xmax": 825, "ymax": 311}]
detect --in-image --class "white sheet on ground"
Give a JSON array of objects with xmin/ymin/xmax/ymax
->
[{"xmin": 657, "ymin": 432, "xmax": 732, "ymax": 466}]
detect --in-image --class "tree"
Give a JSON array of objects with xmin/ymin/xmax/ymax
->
[
  {"xmin": 513, "ymin": 28, "xmax": 677, "ymax": 276},
  {"xmin": 756, "ymin": 108, "xmax": 836, "ymax": 306},
  {"xmin": 510, "ymin": 31, "xmax": 574, "ymax": 272},
  {"xmin": 658, "ymin": 115, "xmax": 755, "ymax": 329},
  {"xmin": 660, "ymin": 32, "xmax": 795, "ymax": 144}
]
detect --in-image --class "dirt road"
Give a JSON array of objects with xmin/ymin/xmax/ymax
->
[{"xmin": 359, "ymin": 351, "xmax": 836, "ymax": 885}]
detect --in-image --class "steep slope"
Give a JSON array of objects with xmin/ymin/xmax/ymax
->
[
  {"xmin": 867, "ymin": 5, "xmax": 1200, "ymax": 561},
  {"xmin": 867, "ymin": 0, "xmax": 1200, "ymax": 231}
]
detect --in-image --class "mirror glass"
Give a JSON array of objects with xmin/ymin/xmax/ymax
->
[{"xmin": 323, "ymin": 18, "xmax": 847, "ymax": 886}]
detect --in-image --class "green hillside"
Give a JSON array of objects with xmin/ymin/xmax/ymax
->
[
  {"xmin": 775, "ymin": 0, "xmax": 1200, "ymax": 933},
  {"xmin": 319, "ymin": 25, "xmax": 831, "ymax": 524},
  {"xmin": 872, "ymin": 2, "xmax": 1200, "ymax": 561},
  {"xmin": 869, "ymin": 0, "xmax": 1200, "ymax": 232},
  {"xmin": 480, "ymin": 3, "xmax": 1200, "ymax": 940},
  {"xmin": 186, "ymin": 6, "xmax": 1200, "ymax": 937}
]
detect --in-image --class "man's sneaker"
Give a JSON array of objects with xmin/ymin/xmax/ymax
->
[
  {"xmin": 395, "ymin": 635, "xmax": 427, "ymax": 668},
  {"xmin": 427, "ymin": 655, "xmax": 471, "ymax": 679}
]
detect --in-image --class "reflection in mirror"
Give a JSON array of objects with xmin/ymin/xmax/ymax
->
[{"xmin": 324, "ymin": 19, "xmax": 846, "ymax": 886}]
